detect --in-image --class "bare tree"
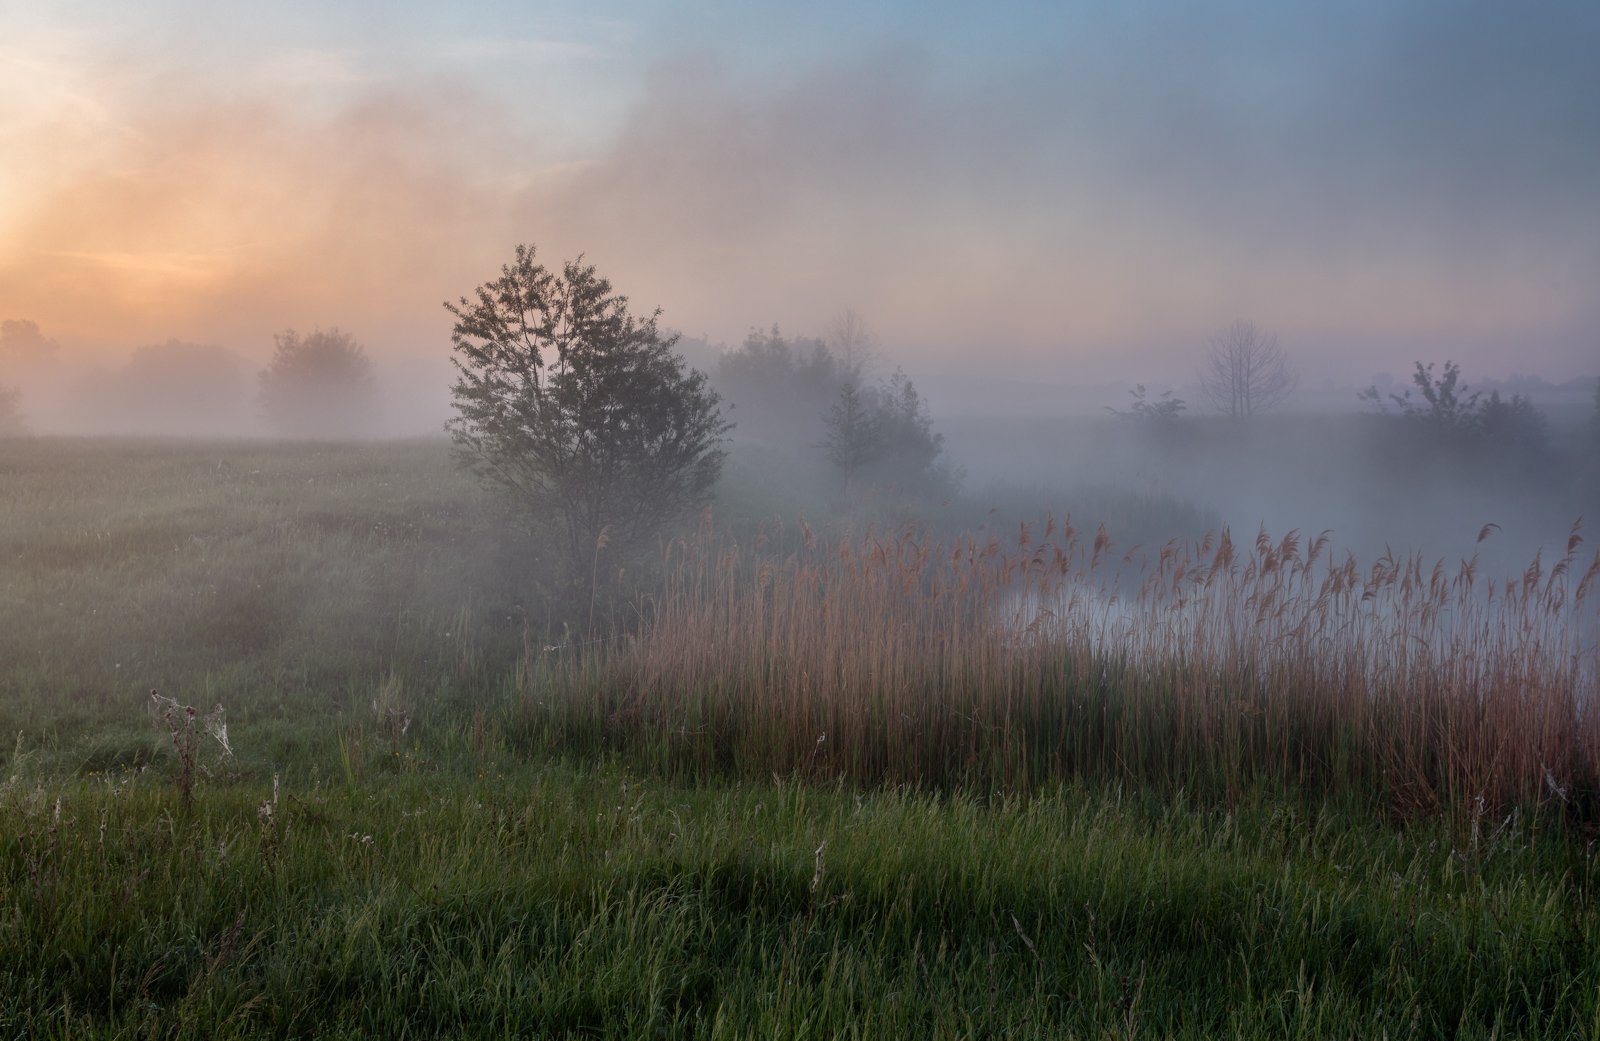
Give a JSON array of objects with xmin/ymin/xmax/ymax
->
[
  {"xmin": 827, "ymin": 307, "xmax": 879, "ymax": 381},
  {"xmin": 1197, "ymin": 319, "xmax": 1296, "ymax": 419}
]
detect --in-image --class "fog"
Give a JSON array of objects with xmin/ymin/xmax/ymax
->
[
  {"xmin": 7, "ymin": 3, "xmax": 1599, "ymax": 373},
  {"xmin": 3, "ymin": 1, "xmax": 1598, "ymax": 564}
]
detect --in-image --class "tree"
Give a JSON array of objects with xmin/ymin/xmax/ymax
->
[
  {"xmin": 1197, "ymin": 319, "xmax": 1296, "ymax": 419},
  {"xmin": 1360, "ymin": 360, "xmax": 1480, "ymax": 430},
  {"xmin": 1475, "ymin": 389, "xmax": 1548, "ymax": 456},
  {"xmin": 819, "ymin": 369, "xmax": 958, "ymax": 501},
  {"xmin": 872, "ymin": 369, "xmax": 948, "ymax": 492},
  {"xmin": 1361, "ymin": 360, "xmax": 1549, "ymax": 448},
  {"xmin": 0, "ymin": 319, "xmax": 60, "ymax": 375},
  {"xmin": 821, "ymin": 382, "xmax": 880, "ymax": 481},
  {"xmin": 258, "ymin": 328, "xmax": 378, "ymax": 437},
  {"xmin": 108, "ymin": 340, "xmax": 247, "ymax": 436},
  {"xmin": 0, "ymin": 384, "xmax": 24, "ymax": 436},
  {"xmin": 827, "ymin": 308, "xmax": 879, "ymax": 378},
  {"xmin": 446, "ymin": 245, "xmax": 730, "ymax": 574},
  {"xmin": 1108, "ymin": 384, "xmax": 1186, "ymax": 422},
  {"xmin": 716, "ymin": 327, "xmax": 852, "ymax": 444},
  {"xmin": 1360, "ymin": 360, "xmax": 1555, "ymax": 474}
]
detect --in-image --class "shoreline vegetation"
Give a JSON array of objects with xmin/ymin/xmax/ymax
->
[{"xmin": 525, "ymin": 517, "xmax": 1598, "ymax": 821}]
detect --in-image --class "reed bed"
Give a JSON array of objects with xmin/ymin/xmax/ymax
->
[{"xmin": 521, "ymin": 517, "xmax": 1600, "ymax": 820}]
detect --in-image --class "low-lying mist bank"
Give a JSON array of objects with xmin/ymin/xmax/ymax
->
[
  {"xmin": 943, "ymin": 410, "xmax": 1598, "ymax": 572},
  {"xmin": 2, "ymin": 436, "xmax": 1595, "ymax": 826},
  {"xmin": 5, "ymin": 343, "xmax": 1595, "ymax": 576}
]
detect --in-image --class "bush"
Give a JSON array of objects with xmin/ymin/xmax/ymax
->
[
  {"xmin": 446, "ymin": 244, "xmax": 730, "ymax": 587},
  {"xmin": 1361, "ymin": 360, "xmax": 1553, "ymax": 475},
  {"xmin": 716, "ymin": 327, "xmax": 855, "ymax": 446},
  {"xmin": 820, "ymin": 369, "xmax": 959, "ymax": 503},
  {"xmin": 258, "ymin": 328, "xmax": 378, "ymax": 437}
]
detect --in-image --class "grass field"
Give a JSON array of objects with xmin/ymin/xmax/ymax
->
[{"xmin": 3, "ymin": 437, "xmax": 1599, "ymax": 1038}]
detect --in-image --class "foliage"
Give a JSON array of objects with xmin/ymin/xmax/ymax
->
[
  {"xmin": 1197, "ymin": 319, "xmax": 1296, "ymax": 419},
  {"xmin": 715, "ymin": 326, "xmax": 855, "ymax": 444},
  {"xmin": 819, "ymin": 380, "xmax": 878, "ymax": 478},
  {"xmin": 871, "ymin": 369, "xmax": 952, "ymax": 492},
  {"xmin": 1360, "ymin": 361, "xmax": 1552, "ymax": 462},
  {"xmin": 1476, "ymin": 388, "xmax": 1550, "ymax": 455},
  {"xmin": 0, "ymin": 384, "xmax": 23, "ymax": 436},
  {"xmin": 1361, "ymin": 360, "xmax": 1481, "ymax": 429},
  {"xmin": 1108, "ymin": 383, "xmax": 1186, "ymax": 422},
  {"xmin": 446, "ymin": 244, "xmax": 730, "ymax": 576},
  {"xmin": 258, "ymin": 328, "xmax": 378, "ymax": 437},
  {"xmin": 819, "ymin": 369, "xmax": 958, "ymax": 501},
  {"xmin": 826, "ymin": 306, "xmax": 879, "ymax": 376},
  {"xmin": 148, "ymin": 690, "xmax": 233, "ymax": 812},
  {"xmin": 0, "ymin": 318, "xmax": 60, "ymax": 375}
]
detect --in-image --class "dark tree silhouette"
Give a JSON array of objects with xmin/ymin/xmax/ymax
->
[
  {"xmin": 820, "ymin": 369, "xmax": 957, "ymax": 501},
  {"xmin": 1360, "ymin": 360, "xmax": 1555, "ymax": 477},
  {"xmin": 820, "ymin": 382, "xmax": 879, "ymax": 481},
  {"xmin": 1361, "ymin": 360, "xmax": 1480, "ymax": 430},
  {"xmin": 1108, "ymin": 384, "xmax": 1186, "ymax": 422},
  {"xmin": 1475, "ymin": 389, "xmax": 1549, "ymax": 455},
  {"xmin": 446, "ymin": 245, "xmax": 729, "ymax": 573},
  {"xmin": 258, "ymin": 328, "xmax": 377, "ymax": 437}
]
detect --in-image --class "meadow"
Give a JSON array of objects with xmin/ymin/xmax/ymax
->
[{"xmin": 3, "ymin": 437, "xmax": 1600, "ymax": 1038}]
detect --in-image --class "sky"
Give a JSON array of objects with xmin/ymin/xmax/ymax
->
[{"xmin": 2, "ymin": 0, "xmax": 1597, "ymax": 391}]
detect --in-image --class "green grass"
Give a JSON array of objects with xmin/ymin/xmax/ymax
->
[
  {"xmin": 0, "ymin": 438, "xmax": 533, "ymax": 772},
  {"xmin": 6, "ymin": 761, "xmax": 1600, "ymax": 1039},
  {"xmin": 3, "ymin": 437, "xmax": 1599, "ymax": 1038}
]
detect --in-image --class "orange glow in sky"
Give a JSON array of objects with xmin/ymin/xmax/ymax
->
[{"xmin": 2, "ymin": 3, "xmax": 1596, "ymax": 385}]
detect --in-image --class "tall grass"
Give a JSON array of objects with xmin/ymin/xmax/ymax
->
[{"xmin": 520, "ymin": 517, "xmax": 1600, "ymax": 820}]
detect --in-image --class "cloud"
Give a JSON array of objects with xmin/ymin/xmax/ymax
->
[
  {"xmin": 512, "ymin": 5, "xmax": 1600, "ymax": 379},
  {"xmin": 429, "ymin": 36, "xmax": 602, "ymax": 64},
  {"xmin": 1, "ymin": 71, "xmax": 533, "ymax": 360},
  {"xmin": 4, "ymin": 1, "xmax": 1596, "ymax": 387},
  {"xmin": 255, "ymin": 46, "xmax": 369, "ymax": 89}
]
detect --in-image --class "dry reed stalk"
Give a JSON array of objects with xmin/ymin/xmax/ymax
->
[{"xmin": 525, "ymin": 518, "xmax": 1600, "ymax": 821}]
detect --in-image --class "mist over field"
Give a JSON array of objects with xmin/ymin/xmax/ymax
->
[
  {"xmin": 4, "ymin": 320, "xmax": 1596, "ymax": 575},
  {"xmin": 4, "ymin": 2, "xmax": 1600, "ymax": 1036},
  {"xmin": 6, "ymin": 0, "xmax": 1598, "ymax": 568}
]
